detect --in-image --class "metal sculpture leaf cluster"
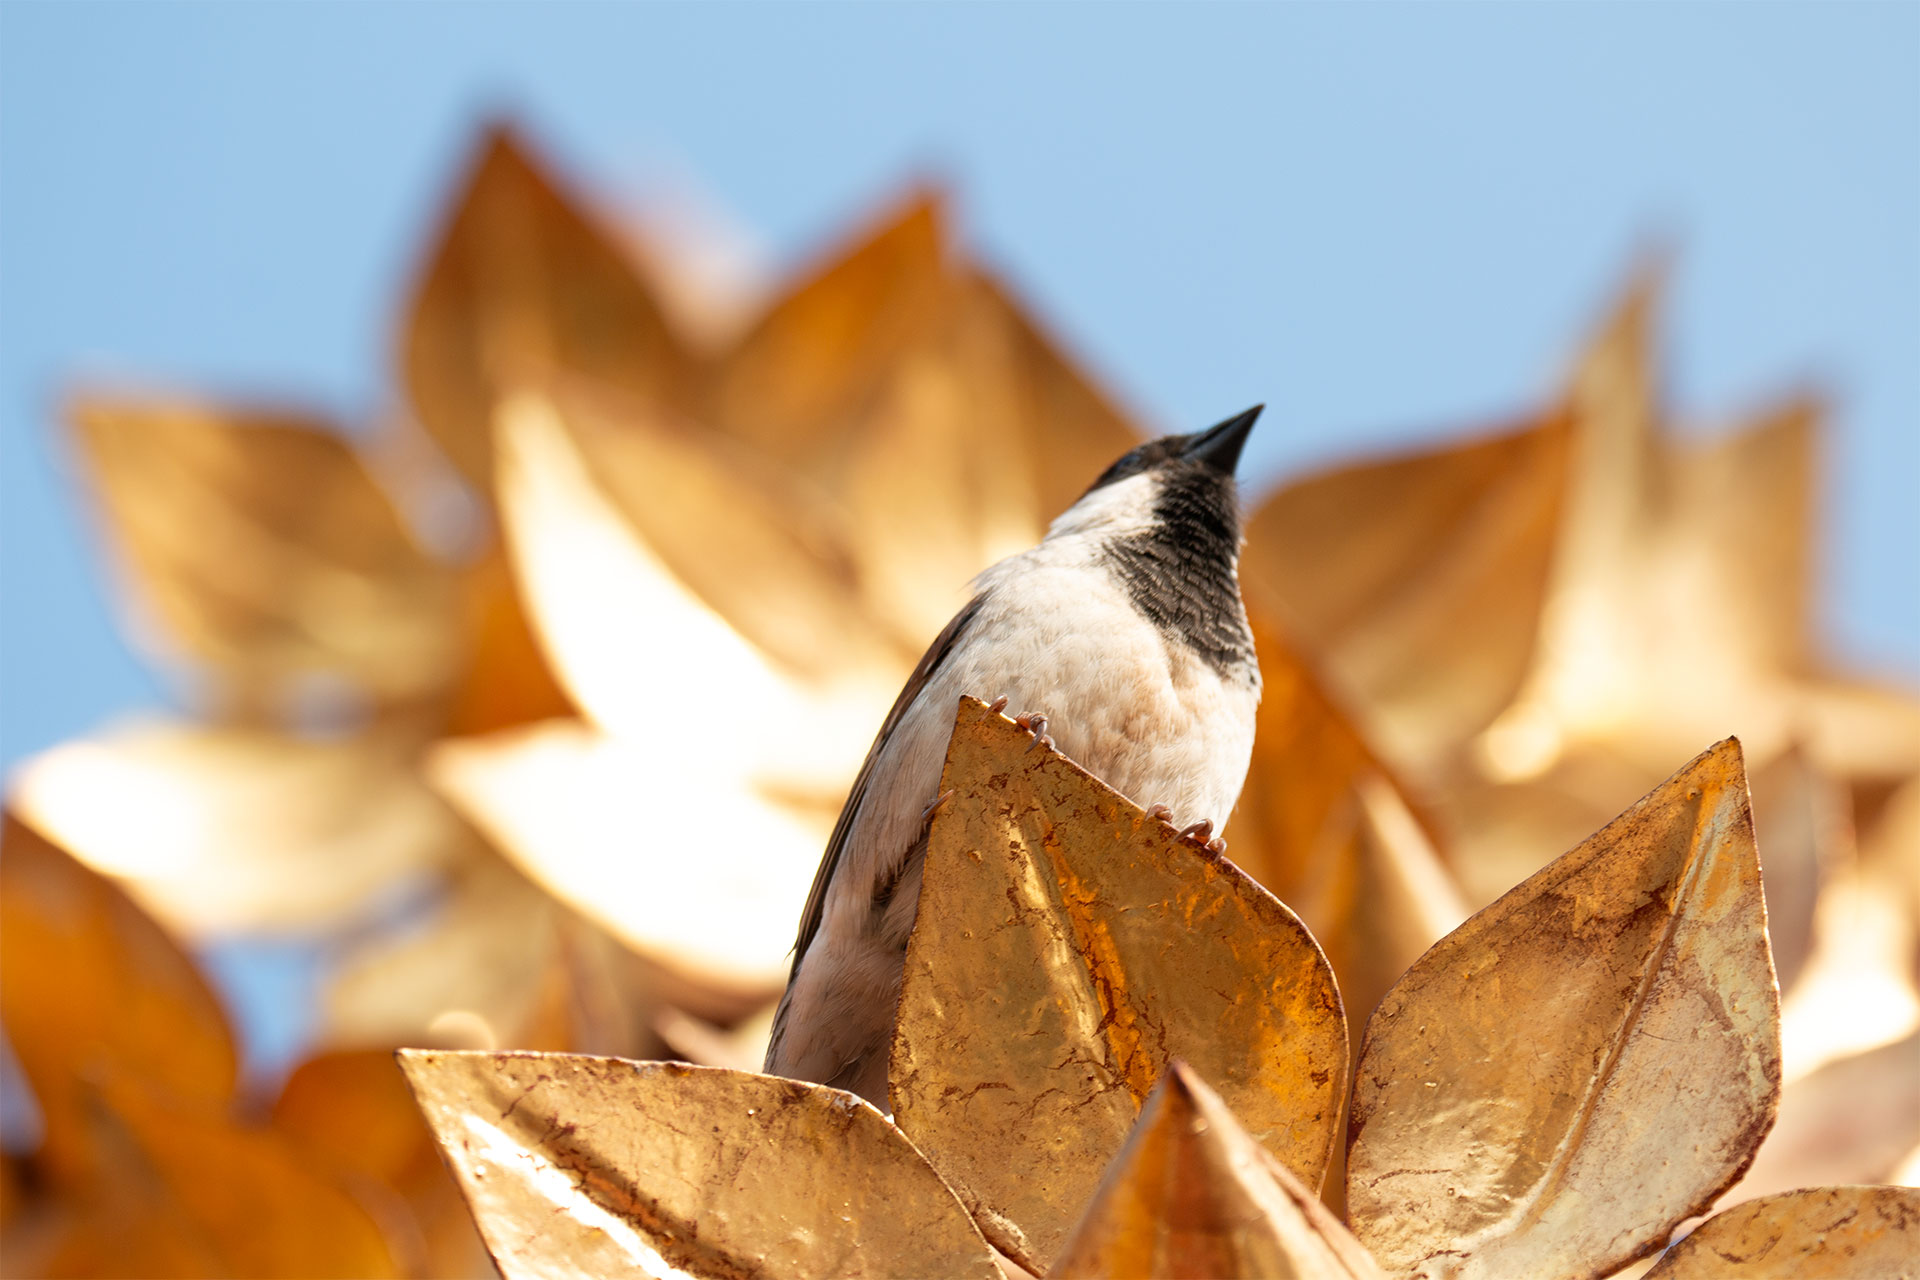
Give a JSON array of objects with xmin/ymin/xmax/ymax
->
[{"xmin": 3, "ymin": 122, "xmax": 1915, "ymax": 1278}]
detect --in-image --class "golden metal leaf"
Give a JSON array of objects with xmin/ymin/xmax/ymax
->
[
  {"xmin": 11, "ymin": 719, "xmax": 475, "ymax": 937},
  {"xmin": 442, "ymin": 541, "xmax": 579, "ymax": 737},
  {"xmin": 1644, "ymin": 1186, "xmax": 1920, "ymax": 1279},
  {"xmin": 272, "ymin": 1049, "xmax": 492, "ymax": 1278},
  {"xmin": 1228, "ymin": 608, "xmax": 1467, "ymax": 1048},
  {"xmin": 712, "ymin": 190, "xmax": 951, "ymax": 462},
  {"xmin": 539, "ymin": 376, "xmax": 913, "ymax": 685},
  {"xmin": 66, "ymin": 397, "xmax": 460, "ymax": 719},
  {"xmin": 966, "ymin": 268, "xmax": 1144, "ymax": 522},
  {"xmin": 397, "ymin": 1050, "xmax": 1000, "ymax": 1280},
  {"xmin": 403, "ymin": 125, "xmax": 695, "ymax": 487},
  {"xmin": 1053, "ymin": 1061, "xmax": 1387, "ymax": 1280},
  {"xmin": 0, "ymin": 815, "xmax": 235, "ymax": 1186},
  {"xmin": 1727, "ymin": 1032, "xmax": 1920, "ymax": 1201},
  {"xmin": 892, "ymin": 698, "xmax": 1348, "ymax": 1273},
  {"xmin": 485, "ymin": 387, "xmax": 889, "ymax": 785},
  {"xmin": 1346, "ymin": 739, "xmax": 1782, "ymax": 1280},
  {"xmin": 320, "ymin": 852, "xmax": 562, "ymax": 1052},
  {"xmin": 82, "ymin": 1069, "xmax": 403, "ymax": 1278},
  {"xmin": 427, "ymin": 718, "xmax": 816, "ymax": 1004},
  {"xmin": 1243, "ymin": 413, "xmax": 1568, "ymax": 777}
]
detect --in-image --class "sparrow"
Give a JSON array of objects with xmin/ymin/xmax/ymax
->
[{"xmin": 764, "ymin": 406, "xmax": 1265, "ymax": 1108}]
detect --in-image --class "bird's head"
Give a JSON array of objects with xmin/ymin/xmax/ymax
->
[{"xmin": 1047, "ymin": 405, "xmax": 1261, "ymax": 545}]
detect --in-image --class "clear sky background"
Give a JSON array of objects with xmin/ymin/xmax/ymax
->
[{"xmin": 3, "ymin": 1, "xmax": 1917, "ymax": 777}]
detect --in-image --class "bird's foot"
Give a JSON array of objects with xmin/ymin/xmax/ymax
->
[
  {"xmin": 1149, "ymin": 806, "xmax": 1227, "ymax": 855},
  {"xmin": 987, "ymin": 696, "xmax": 1010, "ymax": 714},
  {"xmin": 1013, "ymin": 712, "xmax": 1054, "ymax": 754}
]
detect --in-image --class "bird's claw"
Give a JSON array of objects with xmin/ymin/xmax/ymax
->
[
  {"xmin": 1170, "ymin": 818, "xmax": 1227, "ymax": 855},
  {"xmin": 987, "ymin": 696, "xmax": 1009, "ymax": 715},
  {"xmin": 1147, "ymin": 804, "xmax": 1174, "ymax": 822},
  {"xmin": 921, "ymin": 788, "xmax": 956, "ymax": 823},
  {"xmin": 1014, "ymin": 712, "xmax": 1054, "ymax": 754}
]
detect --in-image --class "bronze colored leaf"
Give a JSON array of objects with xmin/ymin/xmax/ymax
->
[
  {"xmin": 320, "ymin": 851, "xmax": 561, "ymax": 1051},
  {"xmin": 397, "ymin": 1049, "xmax": 1000, "ymax": 1280},
  {"xmin": 274, "ymin": 1049, "xmax": 492, "ymax": 1278},
  {"xmin": 441, "ymin": 541, "xmax": 578, "ymax": 737},
  {"xmin": 427, "ymin": 715, "xmax": 819, "ymax": 1009},
  {"xmin": 85, "ymin": 1068, "xmax": 402, "ymax": 1278},
  {"xmin": 403, "ymin": 125, "xmax": 694, "ymax": 486},
  {"xmin": 968, "ymin": 268, "xmax": 1143, "ymax": 522},
  {"xmin": 1053, "ymin": 1061, "xmax": 1387, "ymax": 1280},
  {"xmin": 892, "ymin": 698, "xmax": 1348, "ymax": 1273},
  {"xmin": 1745, "ymin": 744, "xmax": 1843, "ymax": 994},
  {"xmin": 541, "ymin": 376, "xmax": 912, "ymax": 684},
  {"xmin": 1346, "ymin": 739, "xmax": 1781, "ymax": 1280},
  {"xmin": 1728, "ymin": 1033, "xmax": 1920, "ymax": 1201},
  {"xmin": 1244, "ymin": 413, "xmax": 1568, "ymax": 777},
  {"xmin": 67, "ymin": 397, "xmax": 460, "ymax": 719},
  {"xmin": 833, "ymin": 277, "xmax": 1047, "ymax": 643},
  {"xmin": 1228, "ymin": 609, "xmax": 1466, "ymax": 1043},
  {"xmin": 1644, "ymin": 1186, "xmax": 1920, "ymax": 1279},
  {"xmin": 0, "ymin": 815, "xmax": 235, "ymax": 1185},
  {"xmin": 485, "ymin": 386, "xmax": 889, "ymax": 784},
  {"xmin": 11, "ymin": 719, "xmax": 474, "ymax": 937},
  {"xmin": 711, "ymin": 189, "xmax": 950, "ymax": 462}
]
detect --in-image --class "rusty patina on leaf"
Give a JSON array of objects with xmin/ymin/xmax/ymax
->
[
  {"xmin": 397, "ymin": 1050, "xmax": 999, "ymax": 1280},
  {"xmin": 1346, "ymin": 739, "xmax": 1781, "ymax": 1280},
  {"xmin": 1645, "ymin": 1185, "xmax": 1920, "ymax": 1278},
  {"xmin": 1053, "ymin": 1062, "xmax": 1386, "ymax": 1280},
  {"xmin": 891, "ymin": 698, "xmax": 1347, "ymax": 1273}
]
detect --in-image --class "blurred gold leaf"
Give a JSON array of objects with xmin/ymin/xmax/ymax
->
[
  {"xmin": 1727, "ymin": 1031, "xmax": 1920, "ymax": 1202},
  {"xmin": 712, "ymin": 190, "xmax": 949, "ymax": 461},
  {"xmin": 1250, "ymin": 266, "xmax": 1918, "ymax": 939},
  {"xmin": 1229, "ymin": 609, "xmax": 1468, "ymax": 1051},
  {"xmin": 67, "ymin": 397, "xmax": 460, "ymax": 719},
  {"xmin": 1745, "ymin": 744, "xmax": 1843, "ymax": 993},
  {"xmin": 1346, "ymin": 739, "xmax": 1781, "ymax": 1280},
  {"xmin": 440, "ymin": 542, "xmax": 577, "ymax": 737},
  {"xmin": 12, "ymin": 719, "xmax": 473, "ymax": 937},
  {"xmin": 1244, "ymin": 412, "xmax": 1569, "ymax": 777},
  {"xmin": 320, "ymin": 851, "xmax": 560, "ymax": 1052},
  {"xmin": 273, "ymin": 1049, "xmax": 491, "ymax": 1278},
  {"xmin": 483, "ymin": 386, "xmax": 888, "ymax": 780},
  {"xmin": 398, "ymin": 1050, "xmax": 1001, "ymax": 1280},
  {"xmin": 0, "ymin": 815, "xmax": 235, "ymax": 1185},
  {"xmin": 67, "ymin": 1069, "xmax": 402, "ymax": 1279},
  {"xmin": 404, "ymin": 124, "xmax": 696, "ymax": 487},
  {"xmin": 892, "ymin": 698, "xmax": 1348, "ymax": 1273},
  {"xmin": 1052, "ymin": 1061, "xmax": 1386, "ymax": 1280},
  {"xmin": 538, "ymin": 375, "xmax": 909, "ymax": 685},
  {"xmin": 427, "ymin": 717, "xmax": 814, "ymax": 1007},
  {"xmin": 1644, "ymin": 1185, "xmax": 1920, "ymax": 1279}
]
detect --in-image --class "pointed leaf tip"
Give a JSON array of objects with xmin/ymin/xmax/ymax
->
[
  {"xmin": 1055, "ymin": 1061, "xmax": 1387, "ymax": 1280},
  {"xmin": 398, "ymin": 1050, "xmax": 998, "ymax": 1280},
  {"xmin": 1347, "ymin": 741, "xmax": 1780, "ymax": 1280},
  {"xmin": 892, "ymin": 698, "xmax": 1347, "ymax": 1273}
]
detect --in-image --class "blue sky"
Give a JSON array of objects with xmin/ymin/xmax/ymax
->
[{"xmin": 4, "ymin": 2, "xmax": 1917, "ymax": 773}]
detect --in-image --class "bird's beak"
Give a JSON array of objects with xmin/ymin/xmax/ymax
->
[{"xmin": 1182, "ymin": 404, "xmax": 1262, "ymax": 475}]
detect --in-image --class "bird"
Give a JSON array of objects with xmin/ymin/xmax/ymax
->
[{"xmin": 763, "ymin": 405, "xmax": 1265, "ymax": 1108}]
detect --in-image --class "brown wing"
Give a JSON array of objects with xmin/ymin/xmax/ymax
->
[{"xmin": 783, "ymin": 592, "xmax": 986, "ymax": 978}]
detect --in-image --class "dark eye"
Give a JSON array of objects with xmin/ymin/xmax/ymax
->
[
  {"xmin": 1087, "ymin": 445, "xmax": 1153, "ymax": 492},
  {"xmin": 1083, "ymin": 437, "xmax": 1182, "ymax": 495}
]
